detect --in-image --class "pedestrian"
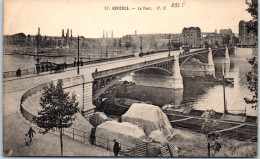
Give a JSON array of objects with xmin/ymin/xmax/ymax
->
[
  {"xmin": 41, "ymin": 64, "xmax": 44, "ymax": 72},
  {"xmin": 80, "ymin": 59, "xmax": 83, "ymax": 66},
  {"xmin": 113, "ymin": 139, "xmax": 120, "ymax": 157},
  {"xmin": 24, "ymin": 133, "xmax": 29, "ymax": 146},
  {"xmin": 64, "ymin": 62, "xmax": 67, "ymax": 69},
  {"xmin": 95, "ymin": 68, "xmax": 98, "ymax": 75},
  {"xmin": 28, "ymin": 127, "xmax": 36, "ymax": 143},
  {"xmin": 36, "ymin": 65, "xmax": 40, "ymax": 74},
  {"xmin": 16, "ymin": 68, "xmax": 21, "ymax": 77}
]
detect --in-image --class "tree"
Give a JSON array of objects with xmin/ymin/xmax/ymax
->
[
  {"xmin": 246, "ymin": 0, "xmax": 258, "ymax": 35},
  {"xmin": 244, "ymin": 0, "xmax": 258, "ymax": 109},
  {"xmin": 204, "ymin": 41, "xmax": 209, "ymax": 49},
  {"xmin": 125, "ymin": 41, "xmax": 131, "ymax": 50},
  {"xmin": 244, "ymin": 57, "xmax": 258, "ymax": 109},
  {"xmin": 215, "ymin": 41, "xmax": 219, "ymax": 47},
  {"xmin": 201, "ymin": 110, "xmax": 221, "ymax": 157},
  {"xmin": 36, "ymin": 80, "xmax": 79, "ymax": 156},
  {"xmin": 223, "ymin": 35, "xmax": 231, "ymax": 46}
]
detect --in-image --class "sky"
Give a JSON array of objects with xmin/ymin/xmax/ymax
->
[{"xmin": 4, "ymin": 0, "xmax": 253, "ymax": 38}]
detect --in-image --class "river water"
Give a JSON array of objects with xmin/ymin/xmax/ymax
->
[
  {"xmin": 119, "ymin": 48, "xmax": 257, "ymax": 117},
  {"xmin": 3, "ymin": 48, "xmax": 257, "ymax": 116}
]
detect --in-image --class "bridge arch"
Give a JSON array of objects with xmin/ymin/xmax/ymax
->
[
  {"xmin": 212, "ymin": 49, "xmax": 225, "ymax": 57},
  {"xmin": 92, "ymin": 66, "xmax": 173, "ymax": 101},
  {"xmin": 180, "ymin": 54, "xmax": 208, "ymax": 66},
  {"xmin": 133, "ymin": 66, "xmax": 173, "ymax": 76}
]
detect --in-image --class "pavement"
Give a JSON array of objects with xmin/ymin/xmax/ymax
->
[{"xmin": 3, "ymin": 112, "xmax": 112, "ymax": 156}]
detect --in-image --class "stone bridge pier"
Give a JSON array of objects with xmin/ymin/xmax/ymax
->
[
  {"xmin": 168, "ymin": 55, "xmax": 183, "ymax": 89},
  {"xmin": 224, "ymin": 46, "xmax": 231, "ymax": 64},
  {"xmin": 204, "ymin": 48, "xmax": 215, "ymax": 77},
  {"xmin": 180, "ymin": 48, "xmax": 216, "ymax": 77}
]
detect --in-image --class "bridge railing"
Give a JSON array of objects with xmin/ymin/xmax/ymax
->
[
  {"xmin": 20, "ymin": 75, "xmax": 84, "ymax": 123},
  {"xmin": 179, "ymin": 49, "xmax": 208, "ymax": 58},
  {"xmin": 92, "ymin": 56, "xmax": 175, "ymax": 79},
  {"xmin": 3, "ymin": 67, "xmax": 36, "ymax": 78},
  {"xmin": 3, "ymin": 54, "xmax": 135, "ymax": 79}
]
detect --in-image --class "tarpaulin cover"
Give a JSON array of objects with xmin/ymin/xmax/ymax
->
[
  {"xmin": 148, "ymin": 130, "xmax": 168, "ymax": 146},
  {"xmin": 69, "ymin": 113, "xmax": 93, "ymax": 141},
  {"xmin": 95, "ymin": 121, "xmax": 146, "ymax": 151},
  {"xmin": 122, "ymin": 103, "xmax": 174, "ymax": 136},
  {"xmin": 89, "ymin": 112, "xmax": 109, "ymax": 127}
]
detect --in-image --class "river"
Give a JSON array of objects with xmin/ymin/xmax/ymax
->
[{"xmin": 119, "ymin": 48, "xmax": 257, "ymax": 117}]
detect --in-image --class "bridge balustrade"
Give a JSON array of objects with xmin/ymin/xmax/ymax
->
[{"xmin": 92, "ymin": 56, "xmax": 175, "ymax": 79}]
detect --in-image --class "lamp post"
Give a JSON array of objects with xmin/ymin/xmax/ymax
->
[
  {"xmin": 77, "ymin": 35, "xmax": 80, "ymax": 75},
  {"xmin": 35, "ymin": 33, "xmax": 41, "ymax": 74},
  {"xmin": 162, "ymin": 34, "xmax": 172, "ymax": 56}
]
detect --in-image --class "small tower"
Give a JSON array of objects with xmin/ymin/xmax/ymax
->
[
  {"xmin": 71, "ymin": 29, "xmax": 72, "ymax": 37},
  {"xmin": 103, "ymin": 30, "xmax": 105, "ymax": 39},
  {"xmin": 62, "ymin": 29, "xmax": 64, "ymax": 37},
  {"xmin": 38, "ymin": 27, "xmax": 40, "ymax": 35},
  {"xmin": 135, "ymin": 30, "xmax": 137, "ymax": 35},
  {"xmin": 111, "ymin": 30, "xmax": 113, "ymax": 39}
]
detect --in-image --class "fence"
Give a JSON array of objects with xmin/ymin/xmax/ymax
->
[
  {"xmin": 92, "ymin": 56, "xmax": 175, "ymax": 79},
  {"xmin": 60, "ymin": 127, "xmax": 134, "ymax": 153},
  {"xmin": 3, "ymin": 67, "xmax": 36, "ymax": 78},
  {"xmin": 3, "ymin": 54, "xmax": 135, "ymax": 79},
  {"xmin": 20, "ymin": 75, "xmax": 83, "ymax": 122}
]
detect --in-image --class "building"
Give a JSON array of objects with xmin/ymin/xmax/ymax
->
[
  {"xmin": 182, "ymin": 27, "xmax": 201, "ymax": 47},
  {"xmin": 204, "ymin": 33, "xmax": 225, "ymax": 46},
  {"xmin": 220, "ymin": 29, "xmax": 232, "ymax": 36},
  {"xmin": 239, "ymin": 20, "xmax": 257, "ymax": 46}
]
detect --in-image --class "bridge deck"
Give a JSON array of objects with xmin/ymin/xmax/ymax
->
[{"xmin": 4, "ymin": 49, "xmax": 203, "ymax": 85}]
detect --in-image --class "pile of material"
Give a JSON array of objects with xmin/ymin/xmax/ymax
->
[
  {"xmin": 122, "ymin": 103, "xmax": 174, "ymax": 136},
  {"xmin": 69, "ymin": 113, "xmax": 93, "ymax": 141},
  {"xmin": 89, "ymin": 112, "xmax": 109, "ymax": 127},
  {"xmin": 95, "ymin": 121, "xmax": 146, "ymax": 151}
]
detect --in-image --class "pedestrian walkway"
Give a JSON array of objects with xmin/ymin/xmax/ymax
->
[{"xmin": 3, "ymin": 113, "xmax": 112, "ymax": 156}]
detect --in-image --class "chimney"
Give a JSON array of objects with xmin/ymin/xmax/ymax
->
[
  {"xmin": 71, "ymin": 30, "xmax": 72, "ymax": 37},
  {"xmin": 135, "ymin": 30, "xmax": 137, "ymax": 35},
  {"xmin": 38, "ymin": 27, "xmax": 40, "ymax": 35},
  {"xmin": 111, "ymin": 30, "xmax": 113, "ymax": 39},
  {"xmin": 62, "ymin": 29, "xmax": 64, "ymax": 37},
  {"xmin": 215, "ymin": 29, "xmax": 217, "ymax": 34},
  {"xmin": 67, "ymin": 29, "xmax": 69, "ymax": 37}
]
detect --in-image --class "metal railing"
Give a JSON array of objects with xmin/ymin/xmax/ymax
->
[
  {"xmin": 92, "ymin": 56, "xmax": 175, "ymax": 79},
  {"xmin": 3, "ymin": 54, "xmax": 135, "ymax": 79},
  {"xmin": 20, "ymin": 75, "xmax": 84, "ymax": 122},
  {"xmin": 59, "ymin": 126, "xmax": 134, "ymax": 153},
  {"xmin": 3, "ymin": 67, "xmax": 36, "ymax": 78}
]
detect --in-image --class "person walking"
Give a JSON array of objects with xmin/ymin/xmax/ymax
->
[
  {"xmin": 24, "ymin": 133, "xmax": 30, "ymax": 146},
  {"xmin": 28, "ymin": 127, "xmax": 36, "ymax": 143},
  {"xmin": 113, "ymin": 139, "xmax": 120, "ymax": 157}
]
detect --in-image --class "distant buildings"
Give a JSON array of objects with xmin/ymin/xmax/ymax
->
[
  {"xmin": 181, "ymin": 27, "xmax": 201, "ymax": 47},
  {"xmin": 239, "ymin": 20, "xmax": 257, "ymax": 46}
]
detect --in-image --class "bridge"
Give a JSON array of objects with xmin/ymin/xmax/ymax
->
[{"xmin": 13, "ymin": 46, "xmax": 236, "ymax": 120}]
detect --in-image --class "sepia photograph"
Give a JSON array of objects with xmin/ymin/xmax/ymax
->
[{"xmin": 2, "ymin": 0, "xmax": 258, "ymax": 157}]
